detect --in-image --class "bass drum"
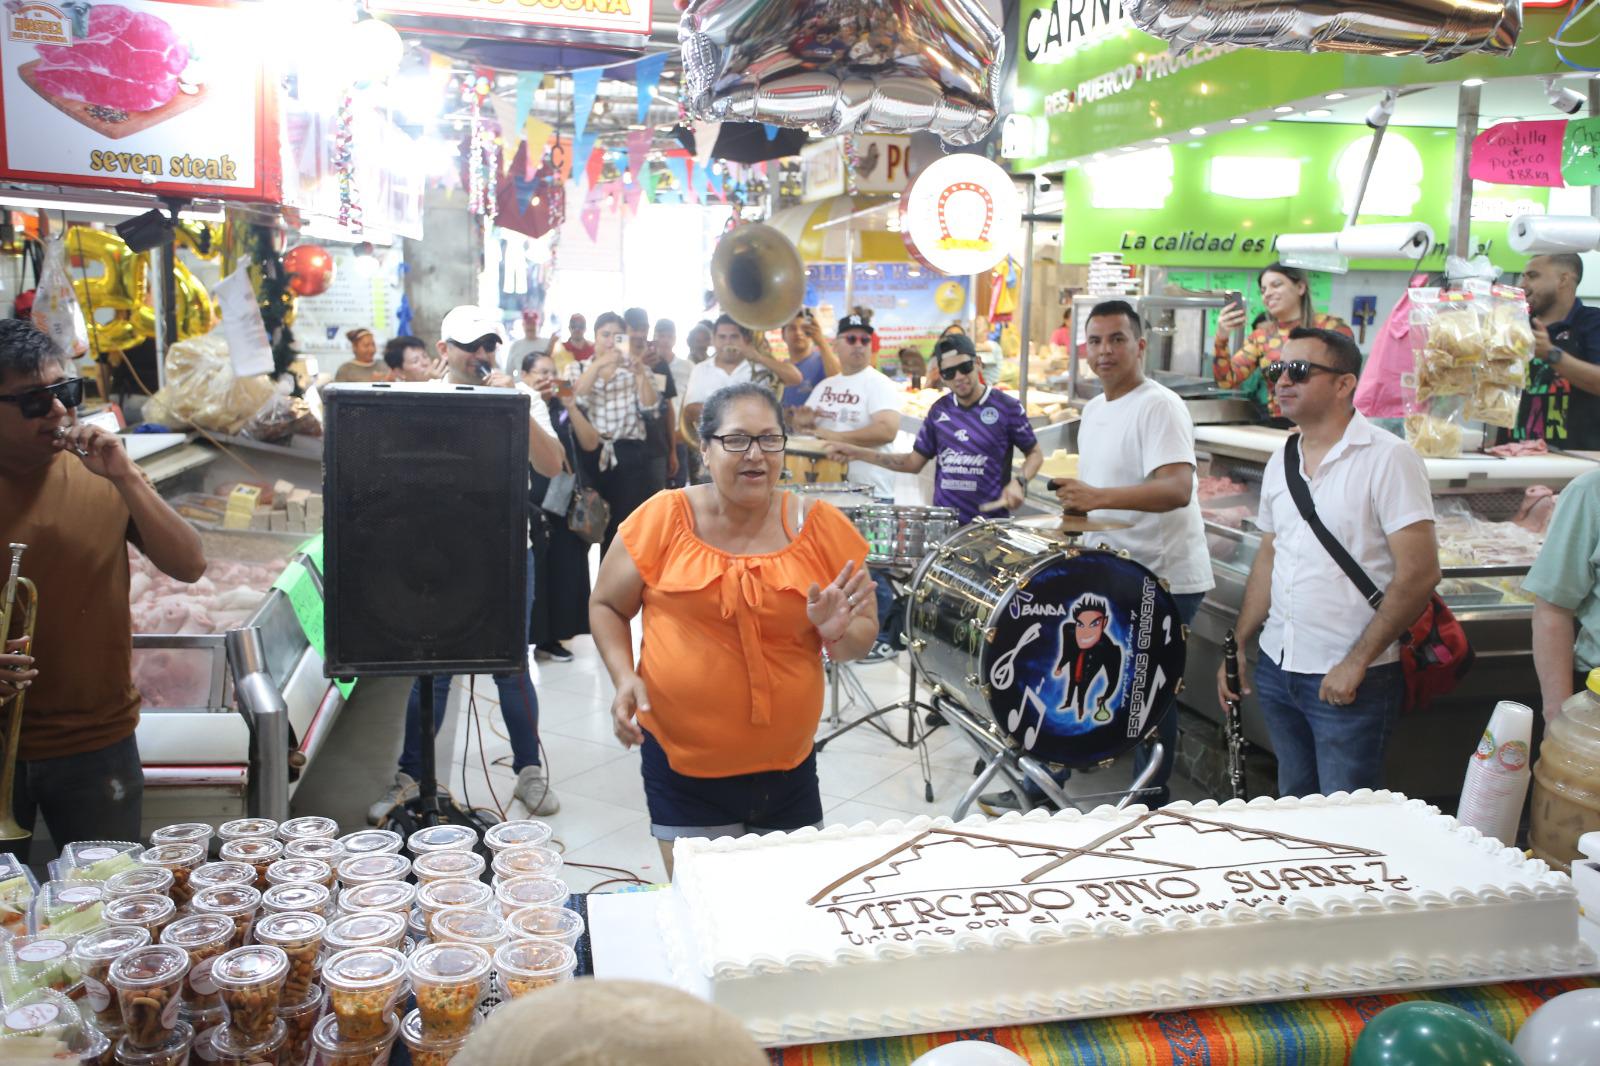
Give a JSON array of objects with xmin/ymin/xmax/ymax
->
[{"xmin": 908, "ymin": 522, "xmax": 1187, "ymax": 768}]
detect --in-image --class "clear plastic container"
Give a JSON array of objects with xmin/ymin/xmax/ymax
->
[
  {"xmin": 504, "ymin": 905, "xmax": 584, "ymax": 950},
  {"xmin": 276, "ymin": 817, "xmax": 339, "ymax": 843},
  {"xmin": 482, "ymin": 819, "xmax": 552, "ymax": 855},
  {"xmin": 181, "ymin": 1003, "xmax": 222, "ymax": 1038},
  {"xmin": 2, "ymin": 987, "xmax": 82, "ymax": 1042},
  {"xmin": 489, "ymin": 845, "xmax": 561, "ymax": 884},
  {"xmin": 308, "ymin": 1012, "xmax": 399, "ymax": 1066},
  {"xmin": 414, "ymin": 879, "xmax": 492, "ymax": 921},
  {"xmin": 102, "ymin": 894, "xmax": 177, "ymax": 938},
  {"xmin": 494, "ymin": 876, "xmax": 568, "ymax": 917},
  {"xmin": 71, "ymin": 926, "xmax": 151, "ymax": 1027},
  {"xmin": 104, "ymin": 869, "xmax": 175, "ymax": 903},
  {"xmin": 208, "ymin": 1016, "xmax": 285, "ymax": 1066},
  {"xmin": 211, "ymin": 945, "xmax": 288, "ymax": 1041},
  {"xmin": 321, "ymin": 948, "xmax": 407, "ymax": 1041},
  {"xmin": 398, "ymin": 1005, "xmax": 472, "ymax": 1066},
  {"xmin": 404, "ymin": 909, "xmax": 430, "ymax": 947},
  {"xmin": 334, "ymin": 855, "xmax": 409, "ymax": 891},
  {"xmin": 188, "ymin": 886, "xmax": 261, "ymax": 949},
  {"xmin": 139, "ymin": 845, "xmax": 206, "ymax": 908},
  {"xmin": 106, "ymin": 944, "xmax": 189, "ymax": 1050},
  {"xmin": 252, "ymin": 913, "xmax": 324, "ymax": 1008},
  {"xmin": 409, "ymin": 850, "xmax": 485, "ymax": 887},
  {"xmin": 404, "ymin": 825, "xmax": 477, "ymax": 857},
  {"xmin": 159, "ymin": 914, "xmax": 233, "ymax": 1016},
  {"xmin": 59, "ymin": 843, "xmax": 143, "ymax": 883},
  {"xmin": 147, "ymin": 824, "xmax": 213, "ymax": 851},
  {"xmin": 261, "ymin": 883, "xmax": 332, "ymax": 920},
  {"xmin": 188, "ymin": 863, "xmax": 255, "ymax": 895},
  {"xmin": 266, "ymin": 859, "xmax": 333, "ymax": 892},
  {"xmin": 334, "ymin": 831, "xmax": 401, "ymax": 858},
  {"xmin": 5, "ymin": 932, "xmax": 83, "ymax": 999},
  {"xmin": 281, "ymin": 839, "xmax": 344, "ymax": 870},
  {"xmin": 492, "ymin": 939, "xmax": 576, "ymax": 999},
  {"xmin": 32, "ymin": 880, "xmax": 105, "ymax": 938},
  {"xmin": 336, "ymin": 882, "xmax": 414, "ymax": 918},
  {"xmin": 404, "ymin": 942, "xmax": 488, "ymax": 1039},
  {"xmin": 111, "ymin": 1019, "xmax": 192, "ymax": 1066},
  {"xmin": 427, "ymin": 907, "xmax": 505, "ymax": 951},
  {"xmin": 217, "ymin": 819, "xmax": 278, "ymax": 845},
  {"xmin": 321, "ymin": 912, "xmax": 406, "ymax": 956},
  {"xmin": 216, "ymin": 839, "xmax": 281, "ymax": 891},
  {"xmin": 1530, "ymin": 669, "xmax": 1600, "ymax": 874},
  {"xmin": 0, "ymin": 854, "xmax": 37, "ymax": 939},
  {"xmin": 276, "ymin": 982, "xmax": 322, "ymax": 1066}
]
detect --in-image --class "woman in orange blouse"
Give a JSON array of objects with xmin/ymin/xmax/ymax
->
[
  {"xmin": 1213, "ymin": 263, "xmax": 1354, "ymax": 418},
  {"xmin": 589, "ymin": 383, "xmax": 878, "ymax": 874}
]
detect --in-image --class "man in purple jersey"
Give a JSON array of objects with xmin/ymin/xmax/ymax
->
[{"xmin": 827, "ymin": 334, "xmax": 1043, "ymax": 524}]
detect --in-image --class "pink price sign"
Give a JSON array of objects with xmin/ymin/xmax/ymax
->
[{"xmin": 1469, "ymin": 120, "xmax": 1569, "ymax": 188}]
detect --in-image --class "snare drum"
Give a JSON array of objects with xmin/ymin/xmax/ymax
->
[
  {"xmin": 783, "ymin": 436, "xmax": 848, "ymax": 485},
  {"xmin": 854, "ymin": 505, "xmax": 961, "ymax": 569},
  {"xmin": 907, "ymin": 522, "xmax": 1186, "ymax": 767},
  {"xmin": 789, "ymin": 482, "xmax": 874, "ymax": 516}
]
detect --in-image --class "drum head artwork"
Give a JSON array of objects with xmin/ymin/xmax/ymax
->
[{"xmin": 982, "ymin": 550, "xmax": 1185, "ymax": 767}]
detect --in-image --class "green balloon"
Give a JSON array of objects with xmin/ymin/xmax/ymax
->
[{"xmin": 1352, "ymin": 1003, "xmax": 1522, "ymax": 1066}]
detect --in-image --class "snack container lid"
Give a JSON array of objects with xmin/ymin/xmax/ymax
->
[
  {"xmin": 410, "ymin": 850, "xmax": 485, "ymax": 882},
  {"xmin": 253, "ymin": 911, "xmax": 326, "ymax": 949},
  {"xmin": 60, "ymin": 842, "xmax": 141, "ymax": 874},
  {"xmin": 495, "ymin": 876, "xmax": 568, "ymax": 912},
  {"xmin": 159, "ymin": 915, "xmax": 232, "ymax": 951},
  {"xmin": 405, "ymin": 825, "xmax": 477, "ymax": 855},
  {"xmin": 265, "ymin": 859, "xmax": 331, "ymax": 886},
  {"xmin": 140, "ymin": 844, "xmax": 205, "ymax": 870},
  {"xmin": 505, "ymin": 905, "xmax": 583, "ymax": 943},
  {"xmin": 337, "ymin": 881, "xmax": 414, "ymax": 915},
  {"xmin": 322, "ymin": 947, "xmax": 406, "ymax": 992},
  {"xmin": 282, "ymin": 838, "xmax": 344, "ymax": 864},
  {"xmin": 211, "ymin": 945, "xmax": 287, "ymax": 989},
  {"xmin": 323, "ymin": 911, "xmax": 406, "ymax": 951},
  {"xmin": 335, "ymin": 830, "xmax": 402, "ymax": 857},
  {"xmin": 482, "ymin": 820, "xmax": 552, "ymax": 853},
  {"xmin": 190, "ymin": 885, "xmax": 261, "ymax": 916},
  {"xmin": 276, "ymin": 816, "xmax": 339, "ymax": 842},
  {"xmin": 261, "ymin": 883, "xmax": 330, "ymax": 914},
  {"xmin": 309, "ymin": 1011, "xmax": 399, "ymax": 1057},
  {"xmin": 107, "ymin": 944, "xmax": 188, "ymax": 989},
  {"xmin": 492, "ymin": 939, "xmax": 576, "ymax": 978},
  {"xmin": 429, "ymin": 907, "xmax": 504, "ymax": 945},
  {"xmin": 218, "ymin": 838, "xmax": 282, "ymax": 864},
  {"xmin": 217, "ymin": 819, "xmax": 278, "ymax": 842},
  {"xmin": 1, "ymin": 988, "xmax": 81, "ymax": 1039},
  {"xmin": 188, "ymin": 863, "xmax": 255, "ymax": 890},
  {"xmin": 399, "ymin": 1007, "xmax": 475, "ymax": 1052},
  {"xmin": 35, "ymin": 878, "xmax": 104, "ymax": 921},
  {"xmin": 103, "ymin": 868, "xmax": 174, "ymax": 901},
  {"xmin": 147, "ymin": 824, "xmax": 213, "ymax": 848},
  {"xmin": 404, "ymin": 942, "xmax": 490, "ymax": 986},
  {"xmin": 102, "ymin": 893, "xmax": 176, "ymax": 928},
  {"xmin": 490, "ymin": 845, "xmax": 561, "ymax": 880},
  {"xmin": 336, "ymin": 854, "xmax": 410, "ymax": 885},
  {"xmin": 75, "ymin": 925, "xmax": 152, "ymax": 962},
  {"xmin": 415, "ymin": 879, "xmax": 492, "ymax": 913}
]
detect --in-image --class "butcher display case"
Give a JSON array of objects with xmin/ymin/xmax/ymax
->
[{"xmin": 1182, "ymin": 424, "xmax": 1598, "ymax": 807}]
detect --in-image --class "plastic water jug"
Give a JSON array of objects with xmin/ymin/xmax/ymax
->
[{"xmin": 1528, "ymin": 669, "xmax": 1600, "ymax": 873}]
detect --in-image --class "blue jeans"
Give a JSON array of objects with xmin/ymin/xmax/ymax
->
[
  {"xmin": 1253, "ymin": 653, "xmax": 1403, "ymax": 797},
  {"xmin": 397, "ymin": 551, "xmax": 541, "ymax": 779},
  {"xmin": 872, "ymin": 569, "xmax": 897, "ymax": 644}
]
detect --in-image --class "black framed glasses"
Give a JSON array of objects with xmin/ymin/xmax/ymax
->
[
  {"xmin": 1265, "ymin": 360, "xmax": 1345, "ymax": 385},
  {"xmin": 0, "ymin": 377, "xmax": 84, "ymax": 419},
  {"xmin": 456, "ymin": 335, "xmax": 501, "ymax": 355},
  {"xmin": 709, "ymin": 433, "xmax": 787, "ymax": 454},
  {"xmin": 939, "ymin": 359, "xmax": 976, "ymax": 381}
]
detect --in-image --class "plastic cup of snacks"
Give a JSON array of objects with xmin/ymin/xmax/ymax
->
[
  {"xmin": 415, "ymin": 879, "xmax": 493, "ymax": 923},
  {"xmin": 101, "ymin": 894, "xmax": 177, "ymax": 939},
  {"xmin": 322, "ymin": 947, "xmax": 408, "ymax": 1042},
  {"xmin": 505, "ymin": 905, "xmax": 584, "ymax": 950},
  {"xmin": 72, "ymin": 926, "xmax": 151, "ymax": 1028},
  {"xmin": 32, "ymin": 879, "xmax": 105, "ymax": 937},
  {"xmin": 489, "ymin": 845, "xmax": 561, "ymax": 885},
  {"xmin": 492, "ymin": 940, "xmax": 576, "ymax": 1000},
  {"xmin": 106, "ymin": 944, "xmax": 189, "ymax": 1050},
  {"xmin": 427, "ymin": 907, "xmax": 505, "ymax": 952},
  {"xmin": 158, "ymin": 913, "xmax": 234, "ymax": 1015},
  {"xmin": 399, "ymin": 1006, "xmax": 474, "ymax": 1066},
  {"xmin": 308, "ymin": 1011, "xmax": 401, "ymax": 1066},
  {"xmin": 217, "ymin": 838, "xmax": 282, "ymax": 891},
  {"xmin": 187, "ymin": 862, "xmax": 256, "ymax": 896},
  {"xmin": 410, "ymin": 850, "xmax": 485, "ymax": 887},
  {"xmin": 405, "ymin": 825, "xmax": 478, "ymax": 857},
  {"xmin": 261, "ymin": 882, "xmax": 333, "ymax": 920},
  {"xmin": 266, "ymin": 858, "xmax": 334, "ymax": 893},
  {"xmin": 405, "ymin": 942, "xmax": 489, "ymax": 1039},
  {"xmin": 482, "ymin": 820, "xmax": 552, "ymax": 855},
  {"xmin": 208, "ymin": 1016, "xmax": 286, "ymax": 1066},
  {"xmin": 217, "ymin": 819, "xmax": 279, "ymax": 845},
  {"xmin": 337, "ymin": 881, "xmax": 414, "ymax": 918},
  {"xmin": 275, "ymin": 981, "xmax": 323, "ymax": 1066},
  {"xmin": 335, "ymin": 830, "xmax": 402, "ymax": 858},
  {"xmin": 277, "ymin": 816, "xmax": 339, "ymax": 843},
  {"xmin": 322, "ymin": 911, "xmax": 407, "ymax": 956},
  {"xmin": 147, "ymin": 823, "xmax": 213, "ymax": 850},
  {"xmin": 282, "ymin": 838, "xmax": 345, "ymax": 869},
  {"xmin": 335, "ymin": 854, "xmax": 410, "ymax": 892},
  {"xmin": 102, "ymin": 868, "xmax": 174, "ymax": 904},
  {"xmin": 111, "ymin": 1017, "xmax": 192, "ymax": 1066},
  {"xmin": 253, "ymin": 912, "xmax": 325, "ymax": 1005},
  {"xmin": 7, "ymin": 932, "xmax": 85, "ymax": 998},
  {"xmin": 188, "ymin": 885, "xmax": 261, "ymax": 949},
  {"xmin": 139, "ymin": 844, "xmax": 206, "ymax": 907},
  {"xmin": 494, "ymin": 876, "xmax": 569, "ymax": 917},
  {"xmin": 211, "ymin": 945, "xmax": 288, "ymax": 1041}
]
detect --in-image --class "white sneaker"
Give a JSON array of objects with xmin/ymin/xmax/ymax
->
[
  {"xmin": 514, "ymin": 765, "xmax": 560, "ymax": 816},
  {"xmin": 367, "ymin": 771, "xmax": 417, "ymax": 825}
]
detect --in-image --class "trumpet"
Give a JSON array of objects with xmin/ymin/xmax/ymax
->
[{"xmin": 0, "ymin": 543, "xmax": 37, "ymax": 841}]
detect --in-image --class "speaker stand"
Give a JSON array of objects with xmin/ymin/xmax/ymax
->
[{"xmin": 388, "ymin": 676, "xmax": 496, "ymax": 835}]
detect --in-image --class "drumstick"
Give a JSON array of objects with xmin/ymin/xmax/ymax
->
[{"xmin": 978, "ymin": 499, "xmax": 1008, "ymax": 512}]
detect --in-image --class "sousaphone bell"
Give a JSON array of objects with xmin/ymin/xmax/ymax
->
[{"xmin": 711, "ymin": 223, "xmax": 805, "ymax": 332}]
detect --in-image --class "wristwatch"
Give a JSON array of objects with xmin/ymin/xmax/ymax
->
[{"xmin": 1546, "ymin": 346, "xmax": 1564, "ymax": 366}]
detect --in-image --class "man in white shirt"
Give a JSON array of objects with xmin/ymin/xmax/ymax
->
[
  {"xmin": 1218, "ymin": 327, "xmax": 1441, "ymax": 798},
  {"xmin": 682, "ymin": 315, "xmax": 801, "ymax": 443},
  {"xmin": 793, "ymin": 313, "xmax": 901, "ymax": 499}
]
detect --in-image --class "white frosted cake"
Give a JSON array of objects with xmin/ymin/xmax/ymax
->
[{"xmin": 665, "ymin": 791, "xmax": 1595, "ymax": 1044}]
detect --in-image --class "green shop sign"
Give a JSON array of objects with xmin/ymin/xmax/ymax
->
[
  {"xmin": 1013, "ymin": 3, "xmax": 1583, "ymax": 169},
  {"xmin": 1056, "ymin": 122, "xmax": 1549, "ymax": 271}
]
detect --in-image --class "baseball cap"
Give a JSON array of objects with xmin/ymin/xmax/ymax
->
[
  {"xmin": 933, "ymin": 333, "xmax": 977, "ymax": 359},
  {"xmin": 440, "ymin": 305, "xmax": 508, "ymax": 348},
  {"xmin": 836, "ymin": 313, "xmax": 874, "ymax": 336}
]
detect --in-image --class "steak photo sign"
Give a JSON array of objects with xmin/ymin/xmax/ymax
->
[{"xmin": 0, "ymin": 0, "xmax": 275, "ymax": 199}]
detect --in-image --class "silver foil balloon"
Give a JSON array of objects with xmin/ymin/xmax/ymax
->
[
  {"xmin": 680, "ymin": 0, "xmax": 1003, "ymax": 146},
  {"xmin": 1124, "ymin": 0, "xmax": 1522, "ymax": 61}
]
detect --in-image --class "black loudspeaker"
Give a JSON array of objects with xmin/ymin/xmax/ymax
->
[{"xmin": 323, "ymin": 383, "xmax": 529, "ymax": 677}]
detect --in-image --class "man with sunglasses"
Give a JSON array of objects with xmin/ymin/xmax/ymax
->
[
  {"xmin": 1218, "ymin": 327, "xmax": 1440, "ymax": 799},
  {"xmin": 0, "ymin": 319, "xmax": 206, "ymax": 854}
]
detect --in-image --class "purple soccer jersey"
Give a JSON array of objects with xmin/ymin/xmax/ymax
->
[{"xmin": 912, "ymin": 388, "xmax": 1038, "ymax": 524}]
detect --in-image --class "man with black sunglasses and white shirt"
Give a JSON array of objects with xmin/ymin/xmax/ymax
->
[
  {"xmin": 0, "ymin": 319, "xmax": 206, "ymax": 855},
  {"xmin": 1218, "ymin": 326, "xmax": 1441, "ymax": 798}
]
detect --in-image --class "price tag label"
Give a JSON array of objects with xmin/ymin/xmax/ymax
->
[
  {"xmin": 16, "ymin": 939, "xmax": 68, "ymax": 962},
  {"xmin": 5, "ymin": 1002, "xmax": 60, "ymax": 1030}
]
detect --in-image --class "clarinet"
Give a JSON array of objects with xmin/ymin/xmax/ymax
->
[{"xmin": 1223, "ymin": 629, "xmax": 1247, "ymax": 800}]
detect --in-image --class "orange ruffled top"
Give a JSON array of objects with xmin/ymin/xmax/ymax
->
[{"xmin": 619, "ymin": 490, "xmax": 869, "ymax": 778}]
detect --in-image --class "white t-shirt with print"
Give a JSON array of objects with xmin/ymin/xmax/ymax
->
[
  {"xmin": 685, "ymin": 359, "xmax": 756, "ymax": 406},
  {"xmin": 808, "ymin": 367, "xmax": 901, "ymax": 498}
]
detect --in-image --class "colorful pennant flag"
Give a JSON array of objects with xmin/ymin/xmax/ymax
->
[
  {"xmin": 515, "ymin": 72, "xmax": 541, "ymax": 135},
  {"xmin": 634, "ymin": 52, "xmax": 668, "ymax": 125},
  {"xmin": 571, "ymin": 68, "xmax": 602, "ymax": 143}
]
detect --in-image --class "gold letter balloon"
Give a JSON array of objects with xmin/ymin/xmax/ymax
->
[{"xmin": 66, "ymin": 225, "xmax": 217, "ymax": 358}]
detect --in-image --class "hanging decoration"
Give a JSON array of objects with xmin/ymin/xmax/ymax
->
[
  {"xmin": 497, "ymin": 140, "xmax": 566, "ymax": 240},
  {"xmin": 237, "ymin": 222, "xmax": 298, "ymax": 384},
  {"xmin": 283, "ymin": 244, "xmax": 337, "ymax": 298},
  {"xmin": 335, "ymin": 91, "xmax": 363, "ymax": 234},
  {"xmin": 65, "ymin": 226, "xmax": 216, "ymax": 358},
  {"xmin": 468, "ymin": 96, "xmax": 499, "ymax": 222},
  {"xmin": 633, "ymin": 52, "xmax": 668, "ymax": 124},
  {"xmin": 571, "ymin": 67, "xmax": 602, "ymax": 142},
  {"xmin": 515, "ymin": 72, "xmax": 542, "ymax": 134},
  {"xmin": 841, "ymin": 134, "xmax": 862, "ymax": 196}
]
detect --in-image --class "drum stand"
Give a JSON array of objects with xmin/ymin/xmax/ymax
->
[
  {"xmin": 816, "ymin": 644, "xmax": 938, "ymax": 803},
  {"xmin": 931, "ymin": 693, "xmax": 1166, "ymax": 820}
]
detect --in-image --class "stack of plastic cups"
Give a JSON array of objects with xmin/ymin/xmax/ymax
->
[
  {"xmin": 318, "ymin": 947, "xmax": 408, "ymax": 1065},
  {"xmin": 505, "ymin": 906, "xmax": 584, "ymax": 951},
  {"xmin": 494, "ymin": 876, "xmax": 569, "ymax": 918},
  {"xmin": 428, "ymin": 908, "xmax": 506, "ymax": 954},
  {"xmin": 71, "ymin": 926, "xmax": 151, "ymax": 1052},
  {"xmin": 106, "ymin": 944, "xmax": 192, "ymax": 1066},
  {"xmin": 492, "ymin": 940, "xmax": 577, "ymax": 1001},
  {"xmin": 189, "ymin": 885, "xmax": 261, "ymax": 950},
  {"xmin": 488, "ymin": 845, "xmax": 561, "ymax": 888},
  {"xmin": 208, "ymin": 945, "xmax": 289, "ymax": 1066},
  {"xmin": 217, "ymin": 838, "xmax": 282, "ymax": 892},
  {"xmin": 482, "ymin": 820, "xmax": 552, "ymax": 857},
  {"xmin": 402, "ymin": 942, "xmax": 489, "ymax": 1066},
  {"xmin": 158, "ymin": 913, "xmax": 233, "ymax": 1038},
  {"xmin": 337, "ymin": 881, "xmax": 415, "ymax": 921},
  {"xmin": 139, "ymin": 844, "xmax": 206, "ymax": 908},
  {"xmin": 336, "ymin": 854, "xmax": 410, "ymax": 894}
]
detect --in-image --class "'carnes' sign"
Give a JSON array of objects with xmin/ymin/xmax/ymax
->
[{"xmin": 1025, "ymin": 0, "xmax": 1129, "ymax": 62}]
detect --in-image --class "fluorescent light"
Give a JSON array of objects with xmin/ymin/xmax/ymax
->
[
  {"xmin": 1229, "ymin": 117, "xmax": 1248, "ymax": 124},
  {"xmin": 1209, "ymin": 155, "xmax": 1303, "ymax": 200},
  {"xmin": 1325, "ymin": 92, "xmax": 1347, "ymax": 100},
  {"xmin": 1463, "ymin": 78, "xmax": 1485, "ymax": 87},
  {"xmin": 0, "ymin": 192, "xmax": 223, "ymax": 221},
  {"xmin": 1120, "ymin": 146, "xmax": 1138, "ymax": 152},
  {"xmin": 1153, "ymin": 137, "xmax": 1170, "ymax": 144},
  {"xmin": 1274, "ymin": 105, "xmax": 1295, "ymax": 114},
  {"xmin": 1189, "ymin": 126, "xmax": 1207, "ymax": 135},
  {"xmin": 1063, "ymin": 160, "xmax": 1080, "ymax": 170},
  {"xmin": 1306, "ymin": 108, "xmax": 1333, "ymax": 118}
]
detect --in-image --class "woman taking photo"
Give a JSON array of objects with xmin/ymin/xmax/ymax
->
[
  {"xmin": 1212, "ymin": 262, "xmax": 1354, "ymax": 418},
  {"xmin": 572, "ymin": 310, "xmax": 660, "ymax": 555},
  {"xmin": 590, "ymin": 384, "xmax": 878, "ymax": 875}
]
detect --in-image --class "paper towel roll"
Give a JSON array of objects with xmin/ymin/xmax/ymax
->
[
  {"xmin": 1276, "ymin": 224, "xmax": 1434, "ymax": 259},
  {"xmin": 1508, "ymin": 215, "xmax": 1600, "ymax": 256}
]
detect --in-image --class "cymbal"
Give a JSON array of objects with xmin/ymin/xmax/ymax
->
[{"xmin": 1013, "ymin": 513, "xmax": 1134, "ymax": 534}]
